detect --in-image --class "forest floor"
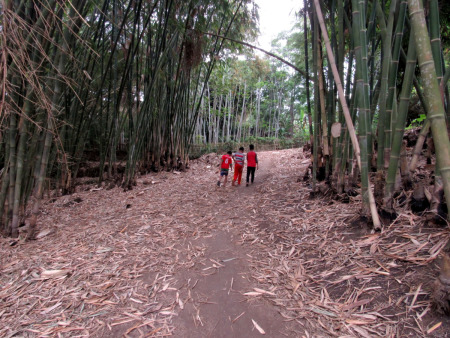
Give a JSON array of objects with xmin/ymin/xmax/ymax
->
[{"xmin": 1, "ymin": 148, "xmax": 450, "ymax": 337}]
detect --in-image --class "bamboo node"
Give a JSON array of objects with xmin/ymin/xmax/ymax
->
[
  {"xmin": 427, "ymin": 114, "xmax": 445, "ymax": 120},
  {"xmin": 418, "ymin": 60, "xmax": 434, "ymax": 68},
  {"xmin": 409, "ymin": 9, "xmax": 423, "ymax": 17}
]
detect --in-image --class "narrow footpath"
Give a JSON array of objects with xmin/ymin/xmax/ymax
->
[{"xmin": 171, "ymin": 155, "xmax": 301, "ymax": 337}]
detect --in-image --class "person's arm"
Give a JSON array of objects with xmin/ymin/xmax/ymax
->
[{"xmin": 255, "ymin": 154, "xmax": 259, "ymax": 169}]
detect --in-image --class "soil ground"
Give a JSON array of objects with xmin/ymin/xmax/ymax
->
[{"xmin": 1, "ymin": 148, "xmax": 449, "ymax": 337}]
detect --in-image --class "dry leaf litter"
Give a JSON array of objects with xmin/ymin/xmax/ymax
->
[{"xmin": 0, "ymin": 148, "xmax": 449, "ymax": 337}]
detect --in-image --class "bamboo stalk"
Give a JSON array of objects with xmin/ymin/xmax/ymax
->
[
  {"xmin": 10, "ymin": 115, "xmax": 28, "ymax": 237},
  {"xmin": 304, "ymin": 0, "xmax": 313, "ymax": 145},
  {"xmin": 332, "ymin": 0, "xmax": 345, "ymax": 190},
  {"xmin": 352, "ymin": 0, "xmax": 371, "ymax": 211},
  {"xmin": 7, "ymin": 111, "xmax": 17, "ymax": 236},
  {"xmin": 314, "ymin": 0, "xmax": 381, "ymax": 229},
  {"xmin": 375, "ymin": 0, "xmax": 396, "ymax": 170},
  {"xmin": 407, "ymin": 0, "xmax": 450, "ymax": 220},
  {"xmin": 384, "ymin": 0, "xmax": 407, "ymax": 165},
  {"xmin": 384, "ymin": 31, "xmax": 416, "ymax": 208},
  {"xmin": 312, "ymin": 3, "xmax": 320, "ymax": 190},
  {"xmin": 409, "ymin": 118, "xmax": 430, "ymax": 173}
]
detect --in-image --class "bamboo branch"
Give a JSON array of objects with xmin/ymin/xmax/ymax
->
[{"xmin": 190, "ymin": 29, "xmax": 313, "ymax": 81}]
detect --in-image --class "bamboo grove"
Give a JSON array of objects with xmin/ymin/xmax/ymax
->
[
  {"xmin": 302, "ymin": 0, "xmax": 450, "ymax": 228},
  {"xmin": 188, "ymin": 0, "xmax": 450, "ymax": 228},
  {"xmin": 0, "ymin": 0, "xmax": 258, "ymax": 237},
  {"xmin": 1, "ymin": 0, "xmax": 450, "ymax": 238}
]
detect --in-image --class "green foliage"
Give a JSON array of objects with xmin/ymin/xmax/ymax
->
[
  {"xmin": 189, "ymin": 136, "xmax": 306, "ymax": 159},
  {"xmin": 407, "ymin": 114, "xmax": 426, "ymax": 129}
]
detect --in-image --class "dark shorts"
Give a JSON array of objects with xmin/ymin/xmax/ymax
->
[{"xmin": 220, "ymin": 169, "xmax": 229, "ymax": 176}]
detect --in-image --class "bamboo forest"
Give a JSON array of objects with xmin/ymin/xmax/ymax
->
[{"xmin": 1, "ymin": 0, "xmax": 450, "ymax": 336}]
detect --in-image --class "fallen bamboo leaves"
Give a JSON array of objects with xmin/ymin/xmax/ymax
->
[
  {"xmin": 0, "ymin": 149, "xmax": 448, "ymax": 337},
  {"xmin": 251, "ymin": 319, "xmax": 266, "ymax": 334}
]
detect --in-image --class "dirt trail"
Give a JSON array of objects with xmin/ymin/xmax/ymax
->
[
  {"xmin": 2, "ymin": 148, "xmax": 449, "ymax": 337},
  {"xmin": 171, "ymin": 156, "xmax": 299, "ymax": 336}
]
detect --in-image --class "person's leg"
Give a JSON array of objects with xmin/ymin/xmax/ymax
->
[
  {"xmin": 232, "ymin": 167, "xmax": 238, "ymax": 186},
  {"xmin": 217, "ymin": 171, "xmax": 222, "ymax": 186},
  {"xmin": 237, "ymin": 165, "xmax": 243, "ymax": 185},
  {"xmin": 223, "ymin": 172, "xmax": 228, "ymax": 186},
  {"xmin": 246, "ymin": 167, "xmax": 250, "ymax": 186},
  {"xmin": 250, "ymin": 167, "xmax": 255, "ymax": 183}
]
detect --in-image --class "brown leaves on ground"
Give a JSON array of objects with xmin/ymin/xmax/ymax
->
[{"xmin": 0, "ymin": 148, "xmax": 449, "ymax": 337}]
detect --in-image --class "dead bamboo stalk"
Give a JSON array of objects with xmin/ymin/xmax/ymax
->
[{"xmin": 313, "ymin": 0, "xmax": 381, "ymax": 230}]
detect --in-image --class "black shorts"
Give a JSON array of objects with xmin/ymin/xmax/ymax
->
[{"xmin": 220, "ymin": 169, "xmax": 229, "ymax": 176}]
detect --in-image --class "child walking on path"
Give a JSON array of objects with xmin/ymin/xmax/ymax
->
[
  {"xmin": 246, "ymin": 144, "xmax": 258, "ymax": 187},
  {"xmin": 232, "ymin": 147, "xmax": 245, "ymax": 186},
  {"xmin": 217, "ymin": 151, "xmax": 233, "ymax": 187}
]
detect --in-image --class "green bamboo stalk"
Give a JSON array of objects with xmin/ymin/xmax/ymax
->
[
  {"xmin": 7, "ymin": 111, "xmax": 17, "ymax": 236},
  {"xmin": 407, "ymin": 0, "xmax": 450, "ymax": 220},
  {"xmin": 329, "ymin": 0, "xmax": 337, "ymax": 173},
  {"xmin": 314, "ymin": 0, "xmax": 381, "ymax": 229},
  {"xmin": 337, "ymin": 48, "xmax": 355, "ymax": 192},
  {"xmin": 304, "ymin": 0, "xmax": 313, "ymax": 144},
  {"xmin": 384, "ymin": 31, "xmax": 416, "ymax": 208},
  {"xmin": 0, "ymin": 145, "xmax": 10, "ymax": 231},
  {"xmin": 358, "ymin": 0, "xmax": 373, "ymax": 161},
  {"xmin": 384, "ymin": 0, "xmax": 407, "ymax": 165},
  {"xmin": 312, "ymin": 2, "xmax": 320, "ymax": 189},
  {"xmin": 318, "ymin": 43, "xmax": 329, "ymax": 158},
  {"xmin": 27, "ymin": 117, "xmax": 53, "ymax": 240},
  {"xmin": 367, "ymin": 1, "xmax": 378, "ymax": 102},
  {"xmin": 352, "ymin": 0, "xmax": 371, "ymax": 209},
  {"xmin": 375, "ymin": 0, "xmax": 397, "ymax": 170},
  {"xmin": 332, "ymin": 0, "xmax": 345, "ymax": 189},
  {"xmin": 28, "ymin": 0, "xmax": 76, "ymax": 238},
  {"xmin": 338, "ymin": 77, "xmax": 356, "ymax": 193},
  {"xmin": 10, "ymin": 115, "xmax": 28, "ymax": 238},
  {"xmin": 429, "ymin": 0, "xmax": 444, "ymax": 85}
]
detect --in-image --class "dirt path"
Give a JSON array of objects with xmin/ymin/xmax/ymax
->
[
  {"xmin": 1, "ymin": 148, "xmax": 449, "ymax": 337},
  {"xmin": 171, "ymin": 156, "xmax": 300, "ymax": 337}
]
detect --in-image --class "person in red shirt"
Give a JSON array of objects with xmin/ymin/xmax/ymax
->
[
  {"xmin": 217, "ymin": 151, "xmax": 233, "ymax": 187},
  {"xmin": 246, "ymin": 144, "xmax": 258, "ymax": 187}
]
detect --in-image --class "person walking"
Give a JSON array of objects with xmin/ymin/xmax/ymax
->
[
  {"xmin": 246, "ymin": 144, "xmax": 258, "ymax": 187},
  {"xmin": 232, "ymin": 147, "xmax": 245, "ymax": 186},
  {"xmin": 217, "ymin": 150, "xmax": 233, "ymax": 187}
]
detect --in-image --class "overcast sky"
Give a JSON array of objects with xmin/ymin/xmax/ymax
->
[{"xmin": 256, "ymin": 0, "xmax": 300, "ymax": 51}]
